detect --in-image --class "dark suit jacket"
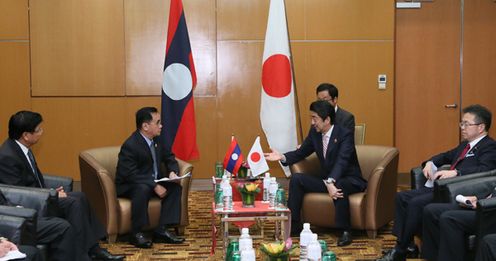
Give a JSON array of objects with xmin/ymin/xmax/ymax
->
[
  {"xmin": 0, "ymin": 139, "xmax": 45, "ymax": 188},
  {"xmin": 283, "ymin": 125, "xmax": 367, "ymax": 190},
  {"xmin": 335, "ymin": 106, "xmax": 355, "ymax": 131},
  {"xmin": 427, "ymin": 135, "xmax": 496, "ymax": 175},
  {"xmin": 115, "ymin": 131, "xmax": 179, "ymax": 193}
]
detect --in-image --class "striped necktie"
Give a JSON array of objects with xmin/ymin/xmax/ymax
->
[
  {"xmin": 450, "ymin": 143, "xmax": 471, "ymax": 170},
  {"xmin": 323, "ymin": 135, "xmax": 329, "ymax": 159}
]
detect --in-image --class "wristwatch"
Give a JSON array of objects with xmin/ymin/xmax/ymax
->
[{"xmin": 324, "ymin": 178, "xmax": 335, "ymax": 184}]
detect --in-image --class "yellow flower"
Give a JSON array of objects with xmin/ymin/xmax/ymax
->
[
  {"xmin": 263, "ymin": 242, "xmax": 285, "ymax": 254},
  {"xmin": 244, "ymin": 183, "xmax": 259, "ymax": 192}
]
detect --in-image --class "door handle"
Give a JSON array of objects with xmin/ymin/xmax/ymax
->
[{"xmin": 445, "ymin": 104, "xmax": 458, "ymax": 109}]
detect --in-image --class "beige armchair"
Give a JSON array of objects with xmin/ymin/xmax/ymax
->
[
  {"xmin": 289, "ymin": 145, "xmax": 399, "ymax": 238},
  {"xmin": 78, "ymin": 146, "xmax": 193, "ymax": 243}
]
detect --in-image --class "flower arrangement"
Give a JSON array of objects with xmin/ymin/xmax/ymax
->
[
  {"xmin": 237, "ymin": 182, "xmax": 260, "ymax": 207},
  {"xmin": 260, "ymin": 238, "xmax": 295, "ymax": 261}
]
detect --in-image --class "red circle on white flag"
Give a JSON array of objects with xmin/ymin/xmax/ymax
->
[
  {"xmin": 250, "ymin": 152, "xmax": 261, "ymax": 163},
  {"xmin": 262, "ymin": 54, "xmax": 291, "ymax": 98}
]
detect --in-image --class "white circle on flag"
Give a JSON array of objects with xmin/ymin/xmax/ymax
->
[
  {"xmin": 231, "ymin": 153, "xmax": 239, "ymax": 161},
  {"xmin": 163, "ymin": 63, "xmax": 192, "ymax": 101}
]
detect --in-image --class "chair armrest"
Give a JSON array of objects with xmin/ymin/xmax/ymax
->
[
  {"xmin": 0, "ymin": 184, "xmax": 58, "ymax": 217},
  {"xmin": 434, "ymin": 169, "xmax": 496, "ymax": 203},
  {"xmin": 362, "ymin": 147, "xmax": 399, "ymax": 230},
  {"xmin": 410, "ymin": 167, "xmax": 426, "ymax": 190},
  {"xmin": 0, "ymin": 206, "xmax": 37, "ymax": 245},
  {"xmin": 476, "ymin": 197, "xmax": 496, "ymax": 243},
  {"xmin": 43, "ymin": 174, "xmax": 73, "ymax": 192},
  {"xmin": 289, "ymin": 153, "xmax": 321, "ymax": 178},
  {"xmin": 0, "ymin": 215, "xmax": 29, "ymax": 245},
  {"xmin": 177, "ymin": 159, "xmax": 193, "ymax": 229},
  {"xmin": 440, "ymin": 175, "xmax": 496, "ymax": 204}
]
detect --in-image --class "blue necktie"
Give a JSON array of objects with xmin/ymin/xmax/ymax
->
[
  {"xmin": 150, "ymin": 141, "xmax": 159, "ymax": 179},
  {"xmin": 27, "ymin": 150, "xmax": 43, "ymax": 188}
]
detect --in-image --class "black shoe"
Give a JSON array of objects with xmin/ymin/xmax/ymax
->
[
  {"xmin": 154, "ymin": 230, "xmax": 185, "ymax": 244},
  {"xmin": 406, "ymin": 244, "xmax": 419, "ymax": 258},
  {"xmin": 376, "ymin": 249, "xmax": 406, "ymax": 261},
  {"xmin": 90, "ymin": 248, "xmax": 125, "ymax": 261},
  {"xmin": 130, "ymin": 232, "xmax": 153, "ymax": 248},
  {"xmin": 337, "ymin": 231, "xmax": 352, "ymax": 246}
]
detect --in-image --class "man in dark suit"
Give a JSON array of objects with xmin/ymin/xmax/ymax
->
[
  {"xmin": 116, "ymin": 107, "xmax": 184, "ymax": 248},
  {"xmin": 316, "ymin": 83, "xmax": 355, "ymax": 131},
  {"xmin": 265, "ymin": 100, "xmax": 367, "ymax": 246},
  {"xmin": 378, "ymin": 104, "xmax": 496, "ymax": 261},
  {"xmin": 0, "ymin": 111, "xmax": 124, "ymax": 261},
  {"xmin": 0, "ymin": 190, "xmax": 76, "ymax": 261}
]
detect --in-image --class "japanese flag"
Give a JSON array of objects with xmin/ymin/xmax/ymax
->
[{"xmin": 247, "ymin": 136, "xmax": 270, "ymax": 177}]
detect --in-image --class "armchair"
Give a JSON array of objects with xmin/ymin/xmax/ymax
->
[
  {"xmin": 289, "ymin": 145, "xmax": 399, "ymax": 238},
  {"xmin": 79, "ymin": 146, "xmax": 193, "ymax": 243}
]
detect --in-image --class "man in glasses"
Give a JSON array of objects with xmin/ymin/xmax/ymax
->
[{"xmin": 378, "ymin": 104, "xmax": 496, "ymax": 261}]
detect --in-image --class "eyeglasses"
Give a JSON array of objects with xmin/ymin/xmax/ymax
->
[{"xmin": 459, "ymin": 122, "xmax": 482, "ymax": 128}]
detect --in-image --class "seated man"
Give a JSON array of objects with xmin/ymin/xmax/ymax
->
[
  {"xmin": 0, "ymin": 111, "xmax": 124, "ymax": 261},
  {"xmin": 315, "ymin": 83, "xmax": 355, "ymax": 131},
  {"xmin": 116, "ymin": 107, "xmax": 184, "ymax": 248},
  {"xmin": 378, "ymin": 104, "xmax": 496, "ymax": 261},
  {"xmin": 476, "ymin": 234, "xmax": 496, "ymax": 261},
  {"xmin": 423, "ymin": 187, "xmax": 496, "ymax": 261},
  {"xmin": 0, "ymin": 190, "xmax": 76, "ymax": 261},
  {"xmin": 264, "ymin": 100, "xmax": 367, "ymax": 246}
]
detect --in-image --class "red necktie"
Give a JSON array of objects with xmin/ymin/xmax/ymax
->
[{"xmin": 450, "ymin": 143, "xmax": 471, "ymax": 170}]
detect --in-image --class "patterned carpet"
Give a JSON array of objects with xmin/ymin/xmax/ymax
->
[{"xmin": 100, "ymin": 190, "xmax": 413, "ymax": 261}]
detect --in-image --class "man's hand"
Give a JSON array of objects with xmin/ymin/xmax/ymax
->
[
  {"xmin": 154, "ymin": 184, "xmax": 167, "ymax": 198},
  {"xmin": 0, "ymin": 240, "xmax": 17, "ymax": 257},
  {"xmin": 264, "ymin": 148, "xmax": 283, "ymax": 161},
  {"xmin": 169, "ymin": 172, "xmax": 180, "ymax": 183},
  {"xmin": 324, "ymin": 181, "xmax": 343, "ymax": 200},
  {"xmin": 433, "ymin": 170, "xmax": 458, "ymax": 180},
  {"xmin": 423, "ymin": 161, "xmax": 434, "ymax": 180},
  {"xmin": 56, "ymin": 186, "xmax": 67, "ymax": 198},
  {"xmin": 466, "ymin": 196, "xmax": 478, "ymax": 209}
]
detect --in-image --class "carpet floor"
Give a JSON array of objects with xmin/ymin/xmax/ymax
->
[{"xmin": 100, "ymin": 190, "xmax": 422, "ymax": 260}]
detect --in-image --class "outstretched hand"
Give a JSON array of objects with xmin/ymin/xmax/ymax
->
[{"xmin": 264, "ymin": 148, "xmax": 283, "ymax": 161}]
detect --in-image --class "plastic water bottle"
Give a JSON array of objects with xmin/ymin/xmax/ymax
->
[
  {"xmin": 307, "ymin": 233, "xmax": 322, "ymax": 261},
  {"xmin": 216, "ymin": 185, "xmax": 224, "ymax": 210},
  {"xmin": 299, "ymin": 223, "xmax": 313, "ymax": 261},
  {"xmin": 263, "ymin": 172, "xmax": 270, "ymax": 202},
  {"xmin": 240, "ymin": 248, "xmax": 255, "ymax": 261},
  {"xmin": 238, "ymin": 228, "xmax": 253, "ymax": 252},
  {"xmin": 222, "ymin": 176, "xmax": 233, "ymax": 211},
  {"xmin": 269, "ymin": 177, "xmax": 278, "ymax": 208}
]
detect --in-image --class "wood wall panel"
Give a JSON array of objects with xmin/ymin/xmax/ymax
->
[
  {"xmin": 0, "ymin": 0, "xmax": 28, "ymax": 39},
  {"xmin": 395, "ymin": 0, "xmax": 461, "ymax": 172},
  {"xmin": 30, "ymin": 0, "xmax": 125, "ymax": 96},
  {"xmin": 217, "ymin": 0, "xmax": 306, "ymax": 40},
  {"xmin": 292, "ymin": 42, "xmax": 394, "ymax": 146},
  {"xmin": 462, "ymin": 0, "xmax": 496, "ymax": 138},
  {"xmin": 31, "ymin": 98, "xmax": 129, "ymax": 179},
  {"xmin": 305, "ymin": 0, "xmax": 394, "ymax": 40},
  {"xmin": 125, "ymin": 0, "xmax": 217, "ymax": 97},
  {"xmin": 0, "ymin": 43, "xmax": 31, "ymax": 139}
]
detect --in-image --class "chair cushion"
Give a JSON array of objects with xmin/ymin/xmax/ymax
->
[{"xmin": 302, "ymin": 192, "xmax": 365, "ymax": 228}]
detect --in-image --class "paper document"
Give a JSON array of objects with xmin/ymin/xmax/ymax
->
[
  {"xmin": 155, "ymin": 172, "xmax": 191, "ymax": 183},
  {"xmin": 0, "ymin": 250, "xmax": 26, "ymax": 261},
  {"xmin": 424, "ymin": 164, "xmax": 438, "ymax": 188}
]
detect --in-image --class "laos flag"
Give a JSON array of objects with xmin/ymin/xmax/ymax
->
[
  {"xmin": 223, "ymin": 137, "xmax": 243, "ymax": 176},
  {"xmin": 161, "ymin": 0, "xmax": 199, "ymax": 160}
]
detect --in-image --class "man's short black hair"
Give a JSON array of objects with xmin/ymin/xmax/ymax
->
[
  {"xmin": 316, "ymin": 83, "xmax": 339, "ymax": 99},
  {"xmin": 136, "ymin": 107, "xmax": 158, "ymax": 130},
  {"xmin": 8, "ymin": 111, "xmax": 43, "ymax": 140},
  {"xmin": 309, "ymin": 100, "xmax": 335, "ymax": 124},
  {"xmin": 463, "ymin": 104, "xmax": 492, "ymax": 131}
]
